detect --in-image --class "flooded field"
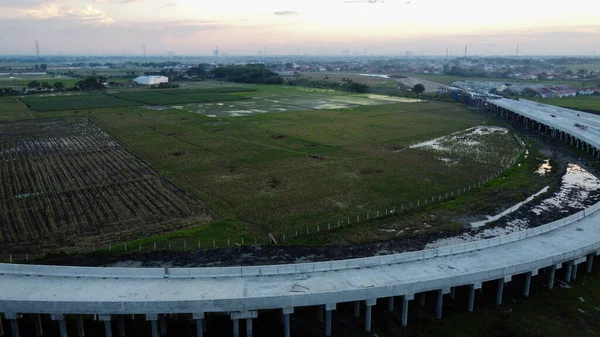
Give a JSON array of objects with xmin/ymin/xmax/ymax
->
[
  {"xmin": 410, "ymin": 126, "xmax": 520, "ymax": 166},
  {"xmin": 427, "ymin": 162, "xmax": 600, "ymax": 249},
  {"xmin": 179, "ymin": 94, "xmax": 421, "ymax": 117}
]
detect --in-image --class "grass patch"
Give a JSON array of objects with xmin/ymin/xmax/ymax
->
[
  {"xmin": 34, "ymin": 100, "xmax": 517, "ymax": 240},
  {"xmin": 20, "ymin": 93, "xmax": 142, "ymax": 111},
  {"xmin": 540, "ymin": 95, "xmax": 600, "ymax": 113}
]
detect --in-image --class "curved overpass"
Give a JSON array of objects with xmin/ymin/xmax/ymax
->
[{"xmin": 1, "ymin": 98, "xmax": 600, "ymax": 337}]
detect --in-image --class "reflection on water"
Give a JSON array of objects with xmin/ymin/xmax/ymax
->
[{"xmin": 535, "ymin": 159, "xmax": 552, "ymax": 175}]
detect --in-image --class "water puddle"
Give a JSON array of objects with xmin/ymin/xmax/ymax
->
[
  {"xmin": 470, "ymin": 186, "xmax": 549, "ymax": 228},
  {"xmin": 531, "ymin": 164, "xmax": 600, "ymax": 215},
  {"xmin": 410, "ymin": 126, "xmax": 508, "ymax": 151},
  {"xmin": 143, "ymin": 105, "xmax": 168, "ymax": 111},
  {"xmin": 535, "ymin": 159, "xmax": 552, "ymax": 175},
  {"xmin": 428, "ymin": 163, "xmax": 600, "ymax": 249}
]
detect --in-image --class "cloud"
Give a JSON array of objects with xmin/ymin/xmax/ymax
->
[
  {"xmin": 26, "ymin": 4, "xmax": 114, "ymax": 24},
  {"xmin": 273, "ymin": 11, "xmax": 299, "ymax": 16}
]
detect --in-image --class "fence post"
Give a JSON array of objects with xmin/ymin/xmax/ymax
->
[
  {"xmin": 306, "ymin": 228, "xmax": 309, "ymax": 235},
  {"xmin": 242, "ymin": 237, "xmax": 244, "ymax": 245},
  {"xmin": 109, "ymin": 243, "xmax": 112, "ymax": 252},
  {"xmin": 124, "ymin": 243, "xmax": 127, "ymax": 252},
  {"xmin": 357, "ymin": 215, "xmax": 360, "ymax": 222},
  {"xmin": 139, "ymin": 243, "xmax": 142, "ymax": 251},
  {"xmin": 283, "ymin": 234, "xmax": 286, "ymax": 242},
  {"xmin": 9, "ymin": 254, "xmax": 12, "ymax": 263},
  {"xmin": 227, "ymin": 238, "xmax": 230, "ymax": 246},
  {"xmin": 328, "ymin": 223, "xmax": 331, "ymax": 230},
  {"xmin": 377, "ymin": 211, "xmax": 380, "ymax": 217},
  {"xmin": 347, "ymin": 217, "xmax": 350, "ymax": 224},
  {"xmin": 168, "ymin": 241, "xmax": 171, "ymax": 249},
  {"xmin": 213, "ymin": 239, "xmax": 216, "ymax": 248},
  {"xmin": 154, "ymin": 242, "xmax": 157, "ymax": 250},
  {"xmin": 317, "ymin": 225, "xmax": 320, "ymax": 233},
  {"xmin": 198, "ymin": 240, "xmax": 201, "ymax": 249}
]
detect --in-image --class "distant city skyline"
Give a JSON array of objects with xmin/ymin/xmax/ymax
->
[{"xmin": 0, "ymin": 0, "xmax": 599, "ymax": 56}]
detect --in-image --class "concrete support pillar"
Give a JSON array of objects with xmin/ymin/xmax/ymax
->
[
  {"xmin": 246, "ymin": 318, "xmax": 253, "ymax": 337},
  {"xmin": 564, "ymin": 261, "xmax": 574, "ymax": 283},
  {"xmin": 402, "ymin": 295, "xmax": 413, "ymax": 327},
  {"xmin": 548, "ymin": 265, "xmax": 556, "ymax": 289},
  {"xmin": 117, "ymin": 316, "xmax": 125, "ymax": 337},
  {"xmin": 34, "ymin": 314, "xmax": 43, "ymax": 337},
  {"xmin": 364, "ymin": 299, "xmax": 376, "ymax": 332},
  {"xmin": 51, "ymin": 314, "xmax": 67, "ymax": 337},
  {"xmin": 524, "ymin": 272, "xmax": 532, "ymax": 298},
  {"xmin": 353, "ymin": 302, "xmax": 360, "ymax": 318},
  {"xmin": 468, "ymin": 283, "xmax": 482, "ymax": 312},
  {"xmin": 587, "ymin": 254, "xmax": 595, "ymax": 273},
  {"xmin": 193, "ymin": 313, "xmax": 204, "ymax": 337},
  {"xmin": 436, "ymin": 290, "xmax": 444, "ymax": 320},
  {"xmin": 230, "ymin": 312, "xmax": 257, "ymax": 337},
  {"xmin": 0, "ymin": 316, "xmax": 4, "ymax": 337},
  {"xmin": 450, "ymin": 287, "xmax": 456, "ymax": 300},
  {"xmin": 388, "ymin": 297, "xmax": 394, "ymax": 312},
  {"xmin": 145, "ymin": 315, "xmax": 158, "ymax": 337},
  {"xmin": 76, "ymin": 315, "xmax": 84, "ymax": 337},
  {"xmin": 5, "ymin": 314, "xmax": 19, "ymax": 337},
  {"xmin": 325, "ymin": 304, "xmax": 336, "ymax": 337},
  {"xmin": 496, "ymin": 279, "xmax": 505, "ymax": 306},
  {"xmin": 158, "ymin": 315, "xmax": 166, "ymax": 337},
  {"xmin": 232, "ymin": 319, "xmax": 239, "ymax": 337},
  {"xmin": 99, "ymin": 316, "xmax": 112, "ymax": 337},
  {"xmin": 282, "ymin": 308, "xmax": 293, "ymax": 337},
  {"xmin": 10, "ymin": 320, "xmax": 19, "ymax": 337},
  {"xmin": 572, "ymin": 263, "xmax": 579, "ymax": 282}
]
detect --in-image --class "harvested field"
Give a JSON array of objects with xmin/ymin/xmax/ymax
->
[{"xmin": 0, "ymin": 118, "xmax": 211, "ymax": 251}]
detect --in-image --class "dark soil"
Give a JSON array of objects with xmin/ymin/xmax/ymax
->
[{"xmin": 360, "ymin": 169, "xmax": 384, "ymax": 175}]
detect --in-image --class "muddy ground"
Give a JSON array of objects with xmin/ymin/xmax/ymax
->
[{"xmin": 40, "ymin": 111, "xmax": 600, "ymax": 268}]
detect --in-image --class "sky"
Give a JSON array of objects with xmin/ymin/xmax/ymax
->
[{"xmin": 0, "ymin": 0, "xmax": 599, "ymax": 56}]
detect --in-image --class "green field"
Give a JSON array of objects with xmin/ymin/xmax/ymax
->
[
  {"xmin": 113, "ymin": 90, "xmax": 252, "ymax": 105},
  {"xmin": 20, "ymin": 93, "xmax": 142, "ymax": 111},
  {"xmin": 29, "ymin": 99, "xmax": 518, "ymax": 238},
  {"xmin": 541, "ymin": 95, "xmax": 600, "ymax": 113},
  {"xmin": 412, "ymin": 74, "xmax": 594, "ymax": 89}
]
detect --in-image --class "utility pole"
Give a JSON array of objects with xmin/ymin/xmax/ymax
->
[{"xmin": 35, "ymin": 40, "xmax": 40, "ymax": 58}]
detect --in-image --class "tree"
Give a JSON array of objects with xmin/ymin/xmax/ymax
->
[
  {"xmin": 413, "ymin": 83, "xmax": 425, "ymax": 96},
  {"xmin": 53, "ymin": 82, "xmax": 65, "ymax": 90},
  {"xmin": 27, "ymin": 81, "xmax": 41, "ymax": 89},
  {"xmin": 40, "ymin": 64, "xmax": 48, "ymax": 70},
  {"xmin": 41, "ymin": 82, "xmax": 52, "ymax": 89}
]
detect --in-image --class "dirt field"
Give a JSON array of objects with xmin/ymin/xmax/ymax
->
[{"xmin": 0, "ymin": 118, "xmax": 212, "ymax": 252}]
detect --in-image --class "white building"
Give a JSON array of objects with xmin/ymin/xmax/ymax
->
[{"xmin": 133, "ymin": 76, "xmax": 169, "ymax": 85}]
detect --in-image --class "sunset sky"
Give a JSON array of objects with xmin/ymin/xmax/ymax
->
[{"xmin": 1, "ymin": 0, "xmax": 599, "ymax": 56}]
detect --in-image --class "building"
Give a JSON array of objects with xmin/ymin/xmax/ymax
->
[{"xmin": 133, "ymin": 76, "xmax": 169, "ymax": 85}]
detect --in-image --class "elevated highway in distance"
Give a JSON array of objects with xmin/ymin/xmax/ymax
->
[{"xmin": 1, "ymin": 98, "xmax": 600, "ymax": 337}]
